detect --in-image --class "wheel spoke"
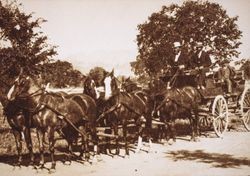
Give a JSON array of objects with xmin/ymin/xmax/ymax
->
[
  {"xmin": 243, "ymin": 93, "xmax": 250, "ymax": 105},
  {"xmin": 241, "ymin": 88, "xmax": 250, "ymax": 131},
  {"xmin": 220, "ymin": 119, "xmax": 225, "ymax": 132},
  {"xmin": 214, "ymin": 110, "xmax": 219, "ymax": 116},
  {"xmin": 244, "ymin": 98, "xmax": 250, "ymax": 107},
  {"xmin": 217, "ymin": 119, "xmax": 221, "ymax": 133},
  {"xmin": 221, "ymin": 112, "xmax": 227, "ymax": 117}
]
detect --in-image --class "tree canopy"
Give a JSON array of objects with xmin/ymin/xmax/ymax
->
[
  {"xmin": 88, "ymin": 67, "xmax": 108, "ymax": 87},
  {"xmin": 131, "ymin": 0, "xmax": 242, "ymax": 82},
  {"xmin": 41, "ymin": 60, "xmax": 84, "ymax": 88},
  {"xmin": 0, "ymin": 0, "xmax": 56, "ymax": 85}
]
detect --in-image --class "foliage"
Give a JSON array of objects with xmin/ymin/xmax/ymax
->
[
  {"xmin": 88, "ymin": 66, "xmax": 108, "ymax": 86},
  {"xmin": 0, "ymin": 0, "xmax": 56, "ymax": 90},
  {"xmin": 132, "ymin": 0, "xmax": 242, "ymax": 82},
  {"xmin": 41, "ymin": 60, "xmax": 84, "ymax": 88}
]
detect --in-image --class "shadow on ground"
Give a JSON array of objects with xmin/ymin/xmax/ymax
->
[
  {"xmin": 0, "ymin": 150, "xmax": 88, "ymax": 168},
  {"xmin": 166, "ymin": 150, "xmax": 250, "ymax": 168}
]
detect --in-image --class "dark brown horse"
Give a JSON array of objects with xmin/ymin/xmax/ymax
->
[
  {"xmin": 154, "ymin": 86, "xmax": 202, "ymax": 142},
  {"xmin": 7, "ymin": 76, "xmax": 92, "ymax": 170},
  {"xmin": 3, "ymin": 99, "xmax": 35, "ymax": 166},
  {"xmin": 83, "ymin": 76, "xmax": 98, "ymax": 100},
  {"xmin": 66, "ymin": 93, "xmax": 99, "ymax": 157},
  {"xmin": 99, "ymin": 71, "xmax": 151, "ymax": 156}
]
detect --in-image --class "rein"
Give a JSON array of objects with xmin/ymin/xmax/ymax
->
[
  {"xmin": 154, "ymin": 90, "xmax": 192, "ymax": 112},
  {"xmin": 96, "ymin": 93, "xmax": 145, "ymax": 122},
  {"xmin": 13, "ymin": 88, "xmax": 46, "ymax": 114}
]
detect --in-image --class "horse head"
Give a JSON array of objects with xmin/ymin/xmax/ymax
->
[
  {"xmin": 83, "ymin": 76, "xmax": 99, "ymax": 100},
  {"xmin": 7, "ymin": 74, "xmax": 43, "ymax": 101},
  {"xmin": 103, "ymin": 69, "xmax": 119, "ymax": 100}
]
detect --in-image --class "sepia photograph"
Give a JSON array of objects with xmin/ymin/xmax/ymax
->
[{"xmin": 0, "ymin": 0, "xmax": 250, "ymax": 175}]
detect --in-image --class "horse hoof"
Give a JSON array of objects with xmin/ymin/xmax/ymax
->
[
  {"xmin": 16, "ymin": 162, "xmax": 21, "ymax": 168},
  {"xmin": 190, "ymin": 137, "xmax": 199, "ymax": 142},
  {"xmin": 194, "ymin": 138, "xmax": 200, "ymax": 142},
  {"xmin": 92, "ymin": 156, "xmax": 98, "ymax": 163},
  {"xmin": 124, "ymin": 155, "xmax": 130, "ymax": 159},
  {"xmin": 50, "ymin": 163, "xmax": 56, "ymax": 171},
  {"xmin": 168, "ymin": 140, "xmax": 174, "ymax": 145},
  {"xmin": 39, "ymin": 163, "xmax": 46, "ymax": 170},
  {"xmin": 32, "ymin": 165, "xmax": 38, "ymax": 170},
  {"xmin": 49, "ymin": 168, "xmax": 56, "ymax": 174},
  {"xmin": 63, "ymin": 160, "xmax": 71, "ymax": 165}
]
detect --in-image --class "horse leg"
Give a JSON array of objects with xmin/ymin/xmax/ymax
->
[
  {"xmin": 79, "ymin": 126, "xmax": 90, "ymax": 161},
  {"xmin": 91, "ymin": 127, "xmax": 99, "ymax": 157},
  {"xmin": 189, "ymin": 115, "xmax": 196, "ymax": 141},
  {"xmin": 47, "ymin": 127, "xmax": 56, "ymax": 170},
  {"xmin": 113, "ymin": 122, "xmax": 119, "ymax": 155},
  {"xmin": 193, "ymin": 110, "xmax": 200, "ymax": 141},
  {"xmin": 13, "ymin": 130, "xmax": 22, "ymax": 166},
  {"xmin": 135, "ymin": 116, "xmax": 143, "ymax": 152},
  {"xmin": 66, "ymin": 139, "xmax": 73, "ymax": 165},
  {"xmin": 169, "ymin": 120, "xmax": 176, "ymax": 142},
  {"xmin": 37, "ymin": 129, "xmax": 45, "ymax": 168},
  {"xmin": 122, "ymin": 119, "xmax": 129, "ymax": 156},
  {"xmin": 168, "ymin": 112, "xmax": 176, "ymax": 143},
  {"xmin": 24, "ymin": 127, "xmax": 34, "ymax": 166}
]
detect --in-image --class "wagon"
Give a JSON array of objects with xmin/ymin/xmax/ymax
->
[{"xmin": 159, "ymin": 67, "xmax": 250, "ymax": 137}]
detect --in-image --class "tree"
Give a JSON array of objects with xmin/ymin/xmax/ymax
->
[
  {"xmin": 0, "ymin": 1, "xmax": 56, "ymax": 88},
  {"xmin": 41, "ymin": 60, "xmax": 84, "ymax": 88},
  {"xmin": 88, "ymin": 66, "xmax": 108, "ymax": 87},
  {"xmin": 132, "ymin": 0, "xmax": 242, "ymax": 82}
]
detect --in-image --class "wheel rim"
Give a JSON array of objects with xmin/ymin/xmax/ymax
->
[
  {"xmin": 212, "ymin": 95, "xmax": 229, "ymax": 137},
  {"xmin": 240, "ymin": 87, "xmax": 250, "ymax": 131}
]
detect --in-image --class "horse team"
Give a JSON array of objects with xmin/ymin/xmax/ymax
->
[{"xmin": 3, "ymin": 70, "xmax": 202, "ymax": 171}]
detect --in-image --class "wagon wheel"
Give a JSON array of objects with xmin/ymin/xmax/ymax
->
[
  {"xmin": 199, "ymin": 115, "xmax": 212, "ymax": 131},
  {"xmin": 212, "ymin": 95, "xmax": 229, "ymax": 137},
  {"xmin": 240, "ymin": 87, "xmax": 250, "ymax": 131}
]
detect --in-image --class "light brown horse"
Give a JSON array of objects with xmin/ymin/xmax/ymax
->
[{"xmin": 7, "ymin": 75, "xmax": 91, "ymax": 170}]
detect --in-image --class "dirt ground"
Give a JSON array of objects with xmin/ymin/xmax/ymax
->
[{"xmin": 0, "ymin": 130, "xmax": 249, "ymax": 176}]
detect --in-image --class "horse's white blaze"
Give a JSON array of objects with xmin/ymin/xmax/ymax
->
[
  {"xmin": 91, "ymin": 80, "xmax": 100, "ymax": 99},
  {"xmin": 96, "ymin": 86, "xmax": 104, "ymax": 99},
  {"xmin": 104, "ymin": 76, "xmax": 112, "ymax": 100},
  {"xmin": 21, "ymin": 132, "xmax": 25, "ymax": 141},
  {"xmin": 45, "ymin": 83, "xmax": 50, "ymax": 91},
  {"xmin": 7, "ymin": 84, "xmax": 15, "ymax": 100}
]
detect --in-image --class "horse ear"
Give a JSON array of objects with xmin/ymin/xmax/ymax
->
[
  {"xmin": 16, "ymin": 67, "xmax": 23, "ymax": 80},
  {"xmin": 19, "ymin": 67, "xmax": 23, "ymax": 76},
  {"xmin": 110, "ymin": 69, "xmax": 114, "ymax": 77}
]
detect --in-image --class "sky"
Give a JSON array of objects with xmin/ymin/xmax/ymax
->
[{"xmin": 18, "ymin": 0, "xmax": 250, "ymax": 76}]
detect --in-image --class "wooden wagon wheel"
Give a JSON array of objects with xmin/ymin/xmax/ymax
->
[
  {"xmin": 240, "ymin": 87, "xmax": 250, "ymax": 131},
  {"xmin": 212, "ymin": 95, "xmax": 229, "ymax": 137}
]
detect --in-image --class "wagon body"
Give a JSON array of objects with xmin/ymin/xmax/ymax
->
[{"xmin": 159, "ymin": 68, "xmax": 250, "ymax": 137}]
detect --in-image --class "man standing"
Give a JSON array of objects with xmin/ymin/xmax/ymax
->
[
  {"xmin": 192, "ymin": 45, "xmax": 212, "ymax": 89},
  {"xmin": 242, "ymin": 60, "xmax": 250, "ymax": 90},
  {"xmin": 218, "ymin": 60, "xmax": 236, "ymax": 93}
]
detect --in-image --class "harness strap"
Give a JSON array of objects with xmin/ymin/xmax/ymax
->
[
  {"xmin": 155, "ymin": 94, "xmax": 191, "ymax": 113},
  {"xmin": 42, "ymin": 104, "xmax": 88, "ymax": 138},
  {"xmin": 96, "ymin": 103, "xmax": 122, "ymax": 122}
]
